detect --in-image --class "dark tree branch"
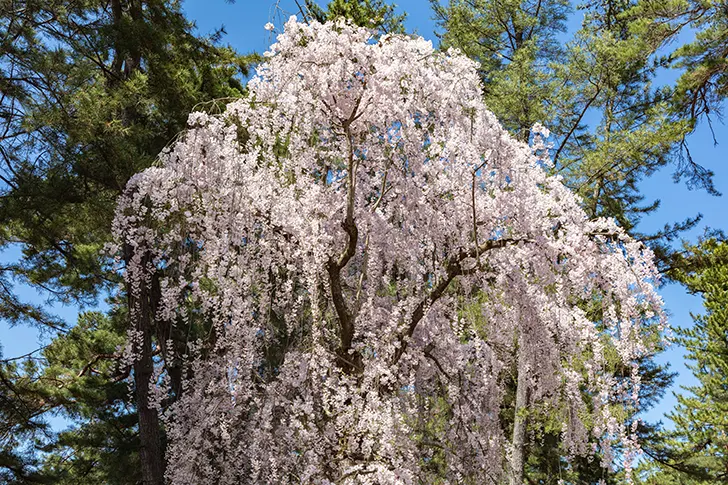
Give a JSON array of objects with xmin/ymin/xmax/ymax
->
[
  {"xmin": 326, "ymin": 99, "xmax": 364, "ymax": 374},
  {"xmin": 392, "ymin": 237, "xmax": 528, "ymax": 365},
  {"xmin": 554, "ymin": 86, "xmax": 601, "ymax": 167}
]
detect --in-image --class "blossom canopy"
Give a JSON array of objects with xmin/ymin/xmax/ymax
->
[{"xmin": 114, "ymin": 17, "xmax": 664, "ymax": 484}]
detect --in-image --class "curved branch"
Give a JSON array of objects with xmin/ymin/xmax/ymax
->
[
  {"xmin": 326, "ymin": 107, "xmax": 363, "ymax": 373},
  {"xmin": 391, "ymin": 237, "xmax": 528, "ymax": 366}
]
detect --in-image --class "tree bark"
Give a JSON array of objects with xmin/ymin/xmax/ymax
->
[
  {"xmin": 510, "ymin": 338, "xmax": 529, "ymax": 485},
  {"xmin": 127, "ymin": 248, "xmax": 165, "ymax": 485}
]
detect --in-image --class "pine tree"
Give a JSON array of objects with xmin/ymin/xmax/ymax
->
[
  {"xmin": 0, "ymin": 1, "xmax": 257, "ymax": 482},
  {"xmin": 0, "ymin": 0, "xmax": 255, "ymax": 307},
  {"xmin": 630, "ymin": 0, "xmax": 727, "ymax": 196},
  {"xmin": 0, "ymin": 355, "xmax": 55, "ymax": 484},
  {"xmin": 300, "ymin": 0, "xmax": 406, "ymax": 32},
  {"xmin": 432, "ymin": 0, "xmax": 698, "ymax": 243},
  {"xmin": 640, "ymin": 239, "xmax": 728, "ymax": 484},
  {"xmin": 431, "ymin": 0, "xmax": 570, "ymax": 141}
]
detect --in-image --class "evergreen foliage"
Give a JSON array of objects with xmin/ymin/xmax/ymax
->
[
  {"xmin": 301, "ymin": 0, "xmax": 406, "ymax": 32},
  {"xmin": 0, "ymin": 0, "xmax": 256, "ymax": 482},
  {"xmin": 640, "ymin": 239, "xmax": 728, "ymax": 484},
  {"xmin": 431, "ymin": 0, "xmax": 700, "ymax": 249}
]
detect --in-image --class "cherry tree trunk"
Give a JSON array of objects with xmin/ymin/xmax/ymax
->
[
  {"xmin": 133, "ymin": 328, "xmax": 165, "ymax": 485},
  {"xmin": 127, "ymin": 249, "xmax": 165, "ymax": 485}
]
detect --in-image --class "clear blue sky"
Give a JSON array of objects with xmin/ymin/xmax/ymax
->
[{"xmin": 1, "ymin": 0, "xmax": 725, "ymax": 430}]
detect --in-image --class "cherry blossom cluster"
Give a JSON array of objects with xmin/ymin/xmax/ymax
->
[{"xmin": 113, "ymin": 17, "xmax": 665, "ymax": 484}]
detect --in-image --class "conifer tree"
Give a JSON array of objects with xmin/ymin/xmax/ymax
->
[
  {"xmin": 0, "ymin": 1, "xmax": 256, "ymax": 483},
  {"xmin": 299, "ymin": 0, "xmax": 406, "ymax": 32},
  {"xmin": 640, "ymin": 239, "xmax": 728, "ymax": 484},
  {"xmin": 431, "ymin": 0, "xmax": 698, "ymax": 242},
  {"xmin": 633, "ymin": 0, "xmax": 727, "ymax": 194}
]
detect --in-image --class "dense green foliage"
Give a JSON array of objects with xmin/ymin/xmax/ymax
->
[
  {"xmin": 637, "ymin": 0, "xmax": 728, "ymax": 135},
  {"xmin": 0, "ymin": 0, "xmax": 253, "ymax": 305},
  {"xmin": 639, "ymin": 239, "xmax": 728, "ymax": 484},
  {"xmin": 301, "ymin": 0, "xmax": 406, "ymax": 32},
  {"xmin": 1, "ymin": 311, "xmax": 135, "ymax": 484}
]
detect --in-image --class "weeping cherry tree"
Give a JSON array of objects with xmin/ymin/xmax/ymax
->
[{"xmin": 112, "ymin": 18, "xmax": 665, "ymax": 485}]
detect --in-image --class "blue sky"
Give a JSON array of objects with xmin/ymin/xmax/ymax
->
[{"xmin": 1, "ymin": 0, "xmax": 725, "ymax": 430}]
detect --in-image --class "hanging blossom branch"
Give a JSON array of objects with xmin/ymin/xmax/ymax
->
[{"xmin": 391, "ymin": 236, "xmax": 530, "ymax": 366}]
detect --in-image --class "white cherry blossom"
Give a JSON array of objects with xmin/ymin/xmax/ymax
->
[{"xmin": 113, "ymin": 18, "xmax": 665, "ymax": 485}]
